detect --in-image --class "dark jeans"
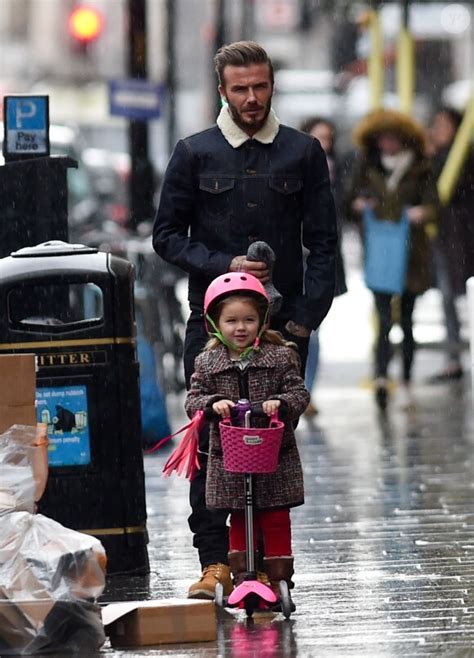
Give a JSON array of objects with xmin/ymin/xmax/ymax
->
[
  {"xmin": 183, "ymin": 310, "xmax": 309, "ymax": 569},
  {"xmin": 373, "ymin": 291, "xmax": 417, "ymax": 383}
]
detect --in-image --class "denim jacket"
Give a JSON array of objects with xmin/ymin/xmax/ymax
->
[{"xmin": 153, "ymin": 113, "xmax": 337, "ymax": 330}]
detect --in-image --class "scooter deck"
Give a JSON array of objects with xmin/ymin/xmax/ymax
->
[{"xmin": 227, "ymin": 580, "xmax": 277, "ymax": 606}]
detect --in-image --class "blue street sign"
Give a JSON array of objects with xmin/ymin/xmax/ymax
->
[
  {"xmin": 3, "ymin": 95, "xmax": 50, "ymax": 160},
  {"xmin": 109, "ymin": 79, "xmax": 164, "ymax": 120}
]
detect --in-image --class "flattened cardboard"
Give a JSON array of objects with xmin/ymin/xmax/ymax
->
[
  {"xmin": 0, "ymin": 354, "xmax": 36, "ymax": 433},
  {"xmin": 103, "ymin": 599, "xmax": 216, "ymax": 647}
]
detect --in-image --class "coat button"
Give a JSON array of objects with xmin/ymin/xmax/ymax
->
[
  {"xmin": 246, "ymin": 168, "xmax": 256, "ymax": 174},
  {"xmin": 247, "ymin": 202, "xmax": 258, "ymax": 208}
]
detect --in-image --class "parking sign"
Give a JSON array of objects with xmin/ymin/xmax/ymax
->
[{"xmin": 3, "ymin": 95, "xmax": 50, "ymax": 161}]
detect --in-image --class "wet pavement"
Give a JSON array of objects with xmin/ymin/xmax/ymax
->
[{"xmin": 98, "ymin": 270, "xmax": 474, "ymax": 656}]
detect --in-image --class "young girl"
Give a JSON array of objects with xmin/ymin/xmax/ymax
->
[{"xmin": 185, "ymin": 272, "xmax": 309, "ymax": 603}]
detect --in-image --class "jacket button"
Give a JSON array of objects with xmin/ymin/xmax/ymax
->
[
  {"xmin": 246, "ymin": 168, "xmax": 256, "ymax": 174},
  {"xmin": 247, "ymin": 202, "xmax": 258, "ymax": 208}
]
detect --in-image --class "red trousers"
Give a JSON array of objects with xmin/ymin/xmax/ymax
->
[{"xmin": 229, "ymin": 508, "xmax": 292, "ymax": 557}]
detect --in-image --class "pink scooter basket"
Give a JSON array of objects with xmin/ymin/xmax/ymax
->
[{"xmin": 219, "ymin": 413, "xmax": 284, "ymax": 474}]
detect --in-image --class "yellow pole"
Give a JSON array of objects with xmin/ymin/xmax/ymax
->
[
  {"xmin": 438, "ymin": 90, "xmax": 474, "ymax": 206},
  {"xmin": 368, "ymin": 10, "xmax": 384, "ymax": 110},
  {"xmin": 397, "ymin": 26, "xmax": 415, "ymax": 115}
]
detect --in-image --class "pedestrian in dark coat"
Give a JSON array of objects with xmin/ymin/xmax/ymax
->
[
  {"xmin": 426, "ymin": 107, "xmax": 474, "ymax": 383},
  {"xmin": 430, "ymin": 107, "xmax": 474, "ymax": 297},
  {"xmin": 299, "ymin": 116, "xmax": 348, "ymax": 416},
  {"xmin": 345, "ymin": 109, "xmax": 439, "ymax": 410},
  {"xmin": 152, "ymin": 40, "xmax": 337, "ymax": 599}
]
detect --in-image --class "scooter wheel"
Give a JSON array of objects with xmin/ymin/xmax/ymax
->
[
  {"xmin": 244, "ymin": 592, "xmax": 260, "ymax": 618},
  {"xmin": 279, "ymin": 580, "xmax": 292, "ymax": 619},
  {"xmin": 215, "ymin": 582, "xmax": 225, "ymax": 608}
]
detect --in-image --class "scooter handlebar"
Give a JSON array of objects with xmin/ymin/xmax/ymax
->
[{"xmin": 203, "ymin": 403, "xmax": 285, "ymax": 422}]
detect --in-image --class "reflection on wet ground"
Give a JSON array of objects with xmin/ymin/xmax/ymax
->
[{"xmin": 97, "ymin": 350, "xmax": 474, "ymax": 656}]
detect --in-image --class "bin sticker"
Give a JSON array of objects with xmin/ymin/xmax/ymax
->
[{"xmin": 36, "ymin": 385, "xmax": 91, "ymax": 467}]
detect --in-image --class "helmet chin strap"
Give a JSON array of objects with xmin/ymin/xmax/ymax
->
[{"xmin": 206, "ymin": 307, "xmax": 269, "ymax": 359}]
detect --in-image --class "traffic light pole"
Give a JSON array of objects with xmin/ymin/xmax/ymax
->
[{"xmin": 127, "ymin": 0, "xmax": 155, "ymax": 230}]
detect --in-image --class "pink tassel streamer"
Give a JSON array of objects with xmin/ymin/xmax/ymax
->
[{"xmin": 145, "ymin": 410, "xmax": 205, "ymax": 481}]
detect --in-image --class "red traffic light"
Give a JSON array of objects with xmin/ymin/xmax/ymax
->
[{"xmin": 68, "ymin": 6, "xmax": 104, "ymax": 43}]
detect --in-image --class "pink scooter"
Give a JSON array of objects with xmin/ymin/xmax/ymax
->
[{"xmin": 214, "ymin": 399, "xmax": 293, "ymax": 619}]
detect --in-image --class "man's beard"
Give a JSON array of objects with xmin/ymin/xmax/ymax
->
[{"xmin": 226, "ymin": 99, "xmax": 271, "ymax": 134}]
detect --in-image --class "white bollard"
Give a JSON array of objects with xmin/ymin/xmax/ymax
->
[{"xmin": 467, "ymin": 277, "xmax": 474, "ymax": 399}]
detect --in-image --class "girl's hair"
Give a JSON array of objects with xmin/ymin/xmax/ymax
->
[{"xmin": 205, "ymin": 293, "xmax": 294, "ymax": 351}]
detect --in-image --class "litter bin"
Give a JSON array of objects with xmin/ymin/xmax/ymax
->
[{"xmin": 0, "ymin": 240, "xmax": 149, "ymax": 575}]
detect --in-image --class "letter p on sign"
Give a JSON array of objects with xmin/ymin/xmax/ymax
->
[{"xmin": 16, "ymin": 100, "xmax": 37, "ymax": 128}]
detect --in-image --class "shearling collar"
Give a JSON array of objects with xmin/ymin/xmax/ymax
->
[{"xmin": 217, "ymin": 106, "xmax": 280, "ymax": 148}]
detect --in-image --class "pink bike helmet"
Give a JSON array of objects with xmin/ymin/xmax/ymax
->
[{"xmin": 204, "ymin": 273, "xmax": 269, "ymax": 333}]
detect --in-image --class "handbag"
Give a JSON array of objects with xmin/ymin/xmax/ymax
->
[{"xmin": 363, "ymin": 207, "xmax": 409, "ymax": 295}]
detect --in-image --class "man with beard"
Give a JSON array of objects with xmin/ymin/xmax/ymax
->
[{"xmin": 153, "ymin": 41, "xmax": 337, "ymax": 599}]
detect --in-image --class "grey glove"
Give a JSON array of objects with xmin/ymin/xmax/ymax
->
[{"xmin": 246, "ymin": 241, "xmax": 282, "ymax": 315}]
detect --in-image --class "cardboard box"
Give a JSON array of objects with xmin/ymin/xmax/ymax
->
[
  {"xmin": 102, "ymin": 599, "xmax": 216, "ymax": 647},
  {"xmin": 0, "ymin": 354, "xmax": 36, "ymax": 433}
]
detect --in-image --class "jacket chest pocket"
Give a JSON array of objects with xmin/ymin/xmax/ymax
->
[
  {"xmin": 268, "ymin": 177, "xmax": 303, "ymax": 221},
  {"xmin": 199, "ymin": 177, "xmax": 235, "ymax": 221}
]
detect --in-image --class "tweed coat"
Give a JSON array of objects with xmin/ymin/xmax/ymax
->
[{"xmin": 185, "ymin": 342, "xmax": 310, "ymax": 511}]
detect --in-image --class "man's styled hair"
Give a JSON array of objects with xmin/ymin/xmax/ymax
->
[{"xmin": 214, "ymin": 40, "xmax": 274, "ymax": 87}]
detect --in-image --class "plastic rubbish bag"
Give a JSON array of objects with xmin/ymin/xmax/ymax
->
[
  {"xmin": 0, "ymin": 424, "xmax": 48, "ymax": 515},
  {"xmin": 0, "ymin": 511, "xmax": 107, "ymax": 655}
]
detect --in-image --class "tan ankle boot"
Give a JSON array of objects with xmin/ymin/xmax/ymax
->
[{"xmin": 187, "ymin": 563, "xmax": 232, "ymax": 600}]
